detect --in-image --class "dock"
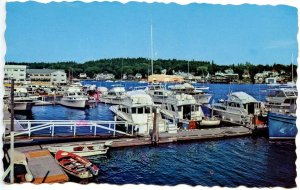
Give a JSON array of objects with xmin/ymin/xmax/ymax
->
[{"xmin": 6, "ymin": 146, "xmax": 69, "ymax": 184}]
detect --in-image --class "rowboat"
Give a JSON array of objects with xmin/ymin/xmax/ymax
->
[
  {"xmin": 48, "ymin": 141, "xmax": 112, "ymax": 157},
  {"xmin": 55, "ymin": 150, "xmax": 99, "ymax": 179}
]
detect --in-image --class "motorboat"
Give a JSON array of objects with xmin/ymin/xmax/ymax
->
[
  {"xmin": 265, "ymin": 87, "xmax": 297, "ymax": 139},
  {"xmin": 211, "ymin": 92, "xmax": 266, "ymax": 126},
  {"xmin": 168, "ymin": 83, "xmax": 212, "ymax": 104},
  {"xmin": 55, "ymin": 150, "xmax": 99, "ymax": 179},
  {"xmin": 58, "ymin": 86, "xmax": 89, "ymax": 109},
  {"xmin": 100, "ymin": 84, "xmax": 127, "ymax": 104},
  {"xmin": 109, "ymin": 90, "xmax": 177, "ymax": 135},
  {"xmin": 160, "ymin": 93, "xmax": 220, "ymax": 129},
  {"xmin": 47, "ymin": 141, "xmax": 112, "ymax": 157},
  {"xmin": 5, "ymin": 87, "xmax": 35, "ymax": 112},
  {"xmin": 145, "ymin": 83, "xmax": 171, "ymax": 104}
]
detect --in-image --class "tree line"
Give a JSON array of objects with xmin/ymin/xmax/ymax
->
[{"xmin": 6, "ymin": 58, "xmax": 297, "ymax": 80}]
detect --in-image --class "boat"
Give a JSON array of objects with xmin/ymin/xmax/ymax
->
[
  {"xmin": 58, "ymin": 86, "xmax": 89, "ymax": 109},
  {"xmin": 100, "ymin": 84, "xmax": 127, "ymax": 104},
  {"xmin": 265, "ymin": 87, "xmax": 297, "ymax": 139},
  {"xmin": 29, "ymin": 95, "xmax": 53, "ymax": 106},
  {"xmin": 168, "ymin": 83, "xmax": 212, "ymax": 104},
  {"xmin": 55, "ymin": 150, "xmax": 99, "ymax": 179},
  {"xmin": 48, "ymin": 141, "xmax": 111, "ymax": 157},
  {"xmin": 110, "ymin": 90, "xmax": 177, "ymax": 135},
  {"xmin": 5, "ymin": 87, "xmax": 35, "ymax": 112},
  {"xmin": 160, "ymin": 93, "xmax": 220, "ymax": 129},
  {"xmin": 212, "ymin": 92, "xmax": 267, "ymax": 126},
  {"xmin": 145, "ymin": 83, "xmax": 171, "ymax": 104}
]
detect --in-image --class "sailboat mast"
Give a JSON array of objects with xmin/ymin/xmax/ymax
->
[
  {"xmin": 292, "ymin": 53, "xmax": 294, "ymax": 82},
  {"xmin": 151, "ymin": 24, "xmax": 154, "ymax": 75}
]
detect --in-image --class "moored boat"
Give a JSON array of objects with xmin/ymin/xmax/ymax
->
[
  {"xmin": 48, "ymin": 141, "xmax": 111, "ymax": 157},
  {"xmin": 55, "ymin": 150, "xmax": 99, "ymax": 179}
]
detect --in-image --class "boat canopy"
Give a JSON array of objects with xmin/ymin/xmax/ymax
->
[
  {"xmin": 228, "ymin": 92, "xmax": 258, "ymax": 104},
  {"xmin": 127, "ymin": 90, "xmax": 153, "ymax": 106}
]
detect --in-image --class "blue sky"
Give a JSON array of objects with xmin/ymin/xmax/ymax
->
[{"xmin": 5, "ymin": 2, "xmax": 298, "ymax": 65}]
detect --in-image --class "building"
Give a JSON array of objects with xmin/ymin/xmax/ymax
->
[
  {"xmin": 27, "ymin": 69, "xmax": 67, "ymax": 85},
  {"xmin": 148, "ymin": 74, "xmax": 184, "ymax": 83},
  {"xmin": 135, "ymin": 73, "xmax": 142, "ymax": 79},
  {"xmin": 213, "ymin": 69, "xmax": 239, "ymax": 83},
  {"xmin": 79, "ymin": 73, "xmax": 87, "ymax": 79},
  {"xmin": 95, "ymin": 73, "xmax": 115, "ymax": 80},
  {"xmin": 4, "ymin": 65, "xmax": 27, "ymax": 83}
]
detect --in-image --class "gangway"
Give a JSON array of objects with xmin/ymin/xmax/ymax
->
[{"xmin": 3, "ymin": 119, "xmax": 135, "ymax": 139}]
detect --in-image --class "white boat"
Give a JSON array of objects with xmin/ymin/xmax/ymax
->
[
  {"xmin": 160, "ymin": 93, "xmax": 219, "ymax": 128},
  {"xmin": 100, "ymin": 84, "xmax": 127, "ymax": 104},
  {"xmin": 59, "ymin": 87, "xmax": 88, "ymax": 109},
  {"xmin": 5, "ymin": 87, "xmax": 35, "ymax": 112},
  {"xmin": 265, "ymin": 87, "xmax": 297, "ymax": 139},
  {"xmin": 110, "ymin": 90, "xmax": 176, "ymax": 135},
  {"xmin": 47, "ymin": 141, "xmax": 111, "ymax": 157},
  {"xmin": 169, "ymin": 83, "xmax": 212, "ymax": 104},
  {"xmin": 145, "ymin": 83, "xmax": 171, "ymax": 104},
  {"xmin": 212, "ymin": 92, "xmax": 266, "ymax": 126}
]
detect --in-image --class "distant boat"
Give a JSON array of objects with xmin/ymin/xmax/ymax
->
[{"xmin": 55, "ymin": 150, "xmax": 99, "ymax": 179}]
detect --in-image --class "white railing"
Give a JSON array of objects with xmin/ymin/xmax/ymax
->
[{"xmin": 3, "ymin": 120, "xmax": 134, "ymax": 139}]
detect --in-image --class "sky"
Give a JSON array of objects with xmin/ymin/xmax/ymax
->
[{"xmin": 5, "ymin": 1, "xmax": 298, "ymax": 65}]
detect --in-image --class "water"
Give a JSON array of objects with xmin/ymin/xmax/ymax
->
[
  {"xmin": 89, "ymin": 138, "xmax": 296, "ymax": 187},
  {"xmin": 14, "ymin": 82, "xmax": 296, "ymax": 187}
]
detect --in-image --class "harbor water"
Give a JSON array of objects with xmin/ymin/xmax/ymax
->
[{"xmin": 14, "ymin": 82, "xmax": 296, "ymax": 187}]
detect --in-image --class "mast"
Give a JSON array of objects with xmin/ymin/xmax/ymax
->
[
  {"xmin": 292, "ymin": 53, "xmax": 294, "ymax": 83},
  {"xmin": 151, "ymin": 24, "xmax": 154, "ymax": 75}
]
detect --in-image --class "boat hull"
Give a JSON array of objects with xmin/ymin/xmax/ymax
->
[
  {"xmin": 268, "ymin": 112, "xmax": 297, "ymax": 140},
  {"xmin": 12, "ymin": 102, "xmax": 34, "ymax": 112},
  {"xmin": 59, "ymin": 99, "xmax": 87, "ymax": 109}
]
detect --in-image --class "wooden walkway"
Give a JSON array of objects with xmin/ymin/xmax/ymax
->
[{"xmin": 14, "ymin": 146, "xmax": 68, "ymax": 184}]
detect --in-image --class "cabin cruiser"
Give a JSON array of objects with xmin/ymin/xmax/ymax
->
[
  {"xmin": 5, "ymin": 87, "xmax": 35, "ymax": 112},
  {"xmin": 160, "ymin": 93, "xmax": 220, "ymax": 129},
  {"xmin": 211, "ymin": 92, "xmax": 266, "ymax": 126},
  {"xmin": 109, "ymin": 90, "xmax": 177, "ymax": 135},
  {"xmin": 265, "ymin": 87, "xmax": 297, "ymax": 139},
  {"xmin": 59, "ymin": 87, "xmax": 89, "ymax": 109},
  {"xmin": 168, "ymin": 83, "xmax": 212, "ymax": 104},
  {"xmin": 145, "ymin": 83, "xmax": 171, "ymax": 104},
  {"xmin": 100, "ymin": 84, "xmax": 127, "ymax": 104}
]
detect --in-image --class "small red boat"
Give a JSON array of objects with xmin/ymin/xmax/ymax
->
[{"xmin": 55, "ymin": 150, "xmax": 99, "ymax": 179}]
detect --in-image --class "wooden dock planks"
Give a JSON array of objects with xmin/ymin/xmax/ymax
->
[{"xmin": 14, "ymin": 147, "xmax": 69, "ymax": 184}]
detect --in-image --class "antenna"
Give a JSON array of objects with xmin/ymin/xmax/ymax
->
[{"xmin": 151, "ymin": 24, "xmax": 154, "ymax": 75}]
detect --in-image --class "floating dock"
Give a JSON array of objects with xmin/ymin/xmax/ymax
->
[{"xmin": 13, "ymin": 146, "xmax": 69, "ymax": 184}]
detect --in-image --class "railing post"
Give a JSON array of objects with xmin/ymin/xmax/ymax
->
[
  {"xmin": 131, "ymin": 123, "xmax": 134, "ymax": 135},
  {"xmin": 28, "ymin": 121, "xmax": 31, "ymax": 138},
  {"xmin": 113, "ymin": 116, "xmax": 116, "ymax": 137},
  {"xmin": 10, "ymin": 131, "xmax": 14, "ymax": 184},
  {"xmin": 51, "ymin": 123, "xmax": 54, "ymax": 137},
  {"xmin": 108, "ymin": 124, "xmax": 111, "ymax": 134},
  {"xmin": 74, "ymin": 124, "xmax": 76, "ymax": 137},
  {"xmin": 125, "ymin": 122, "xmax": 128, "ymax": 134},
  {"xmin": 94, "ymin": 124, "xmax": 97, "ymax": 136}
]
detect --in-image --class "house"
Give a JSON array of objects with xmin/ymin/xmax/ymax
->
[
  {"xmin": 95, "ymin": 73, "xmax": 115, "ymax": 80},
  {"xmin": 135, "ymin": 73, "xmax": 142, "ymax": 79},
  {"xmin": 79, "ymin": 73, "xmax": 87, "ymax": 79},
  {"xmin": 4, "ymin": 65, "xmax": 27, "ymax": 83},
  {"xmin": 148, "ymin": 74, "xmax": 184, "ymax": 83}
]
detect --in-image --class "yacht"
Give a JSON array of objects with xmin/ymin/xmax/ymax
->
[
  {"xmin": 160, "ymin": 93, "xmax": 220, "ymax": 129},
  {"xmin": 5, "ymin": 87, "xmax": 35, "ymax": 112},
  {"xmin": 265, "ymin": 87, "xmax": 297, "ymax": 139},
  {"xmin": 100, "ymin": 84, "xmax": 127, "ymax": 104},
  {"xmin": 145, "ymin": 83, "xmax": 171, "ymax": 104},
  {"xmin": 59, "ymin": 87, "xmax": 89, "ymax": 109},
  {"xmin": 109, "ymin": 90, "xmax": 177, "ymax": 135},
  {"xmin": 168, "ymin": 83, "xmax": 212, "ymax": 104},
  {"xmin": 211, "ymin": 92, "xmax": 266, "ymax": 126}
]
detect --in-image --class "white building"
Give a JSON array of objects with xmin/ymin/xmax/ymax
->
[
  {"xmin": 4, "ymin": 65, "xmax": 27, "ymax": 83},
  {"xmin": 27, "ymin": 69, "xmax": 67, "ymax": 85},
  {"xmin": 79, "ymin": 73, "xmax": 87, "ymax": 79},
  {"xmin": 95, "ymin": 73, "xmax": 115, "ymax": 80}
]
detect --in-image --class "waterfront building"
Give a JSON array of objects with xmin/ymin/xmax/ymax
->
[
  {"xmin": 148, "ymin": 74, "xmax": 184, "ymax": 83},
  {"xmin": 95, "ymin": 73, "xmax": 115, "ymax": 80},
  {"xmin": 27, "ymin": 69, "xmax": 67, "ymax": 85},
  {"xmin": 4, "ymin": 65, "xmax": 27, "ymax": 83},
  {"xmin": 135, "ymin": 73, "xmax": 142, "ymax": 79},
  {"xmin": 79, "ymin": 73, "xmax": 87, "ymax": 79}
]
